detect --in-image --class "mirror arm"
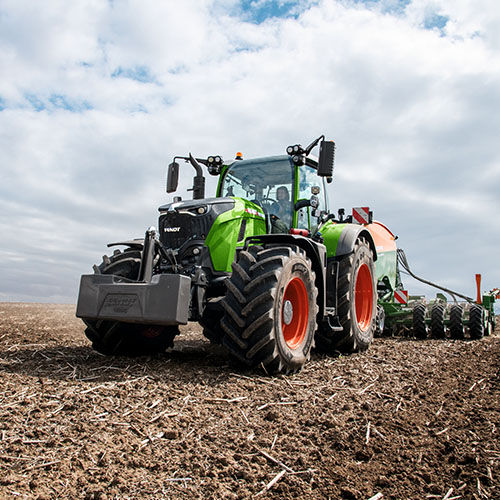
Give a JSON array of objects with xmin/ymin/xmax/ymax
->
[
  {"xmin": 294, "ymin": 199, "xmax": 310, "ymax": 211},
  {"xmin": 188, "ymin": 153, "xmax": 204, "ymax": 176},
  {"xmin": 304, "ymin": 135, "xmax": 325, "ymax": 156}
]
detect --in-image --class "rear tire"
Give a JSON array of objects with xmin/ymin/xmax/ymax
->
[
  {"xmin": 82, "ymin": 249, "xmax": 179, "ymax": 355},
  {"xmin": 431, "ymin": 302, "xmax": 446, "ymax": 339},
  {"xmin": 449, "ymin": 304, "xmax": 465, "ymax": 339},
  {"xmin": 469, "ymin": 304, "xmax": 484, "ymax": 339},
  {"xmin": 316, "ymin": 237, "xmax": 376, "ymax": 353},
  {"xmin": 221, "ymin": 245, "xmax": 318, "ymax": 374},
  {"xmin": 412, "ymin": 302, "xmax": 428, "ymax": 339}
]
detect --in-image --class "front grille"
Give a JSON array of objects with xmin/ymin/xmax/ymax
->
[
  {"xmin": 160, "ymin": 212, "xmax": 212, "ymax": 249},
  {"xmin": 158, "ymin": 198, "xmax": 234, "ymax": 250}
]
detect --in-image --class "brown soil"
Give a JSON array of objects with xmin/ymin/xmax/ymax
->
[{"xmin": 0, "ymin": 303, "xmax": 498, "ymax": 499}]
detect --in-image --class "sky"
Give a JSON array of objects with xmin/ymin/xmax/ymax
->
[{"xmin": 0, "ymin": 0, "xmax": 499, "ymax": 312}]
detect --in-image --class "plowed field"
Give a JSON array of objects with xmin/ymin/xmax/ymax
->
[{"xmin": 0, "ymin": 303, "xmax": 498, "ymax": 499}]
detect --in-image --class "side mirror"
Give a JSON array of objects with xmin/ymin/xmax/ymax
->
[
  {"xmin": 166, "ymin": 162, "xmax": 179, "ymax": 193},
  {"xmin": 294, "ymin": 196, "xmax": 319, "ymax": 211},
  {"xmin": 318, "ymin": 140, "xmax": 335, "ymax": 177}
]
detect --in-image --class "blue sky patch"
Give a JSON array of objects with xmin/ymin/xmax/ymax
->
[
  {"xmin": 347, "ymin": 1, "xmax": 448, "ymax": 33},
  {"xmin": 239, "ymin": 0, "xmax": 312, "ymax": 24},
  {"xmin": 379, "ymin": 0, "xmax": 411, "ymax": 16},
  {"xmin": 24, "ymin": 93, "xmax": 92, "ymax": 113},
  {"xmin": 25, "ymin": 94, "xmax": 46, "ymax": 112},
  {"xmin": 424, "ymin": 13, "xmax": 448, "ymax": 33},
  {"xmin": 49, "ymin": 94, "xmax": 92, "ymax": 112},
  {"xmin": 0, "ymin": 96, "xmax": 5, "ymax": 111},
  {"xmin": 111, "ymin": 65, "xmax": 157, "ymax": 83},
  {"xmin": 348, "ymin": 0, "xmax": 411, "ymax": 16}
]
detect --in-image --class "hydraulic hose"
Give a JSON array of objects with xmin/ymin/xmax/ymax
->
[{"xmin": 397, "ymin": 249, "xmax": 474, "ymax": 303}]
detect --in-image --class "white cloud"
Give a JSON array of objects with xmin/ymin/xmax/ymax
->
[{"xmin": 0, "ymin": 0, "xmax": 499, "ymax": 310}]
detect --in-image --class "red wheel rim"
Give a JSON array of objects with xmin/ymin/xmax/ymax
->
[
  {"xmin": 355, "ymin": 263, "xmax": 374, "ymax": 332},
  {"xmin": 281, "ymin": 277, "xmax": 309, "ymax": 349}
]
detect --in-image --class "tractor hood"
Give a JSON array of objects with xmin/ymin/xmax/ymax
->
[
  {"xmin": 158, "ymin": 197, "xmax": 234, "ymax": 214},
  {"xmin": 157, "ymin": 197, "xmax": 235, "ymax": 252}
]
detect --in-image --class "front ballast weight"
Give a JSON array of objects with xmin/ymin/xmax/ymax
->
[{"xmin": 76, "ymin": 226, "xmax": 191, "ymax": 329}]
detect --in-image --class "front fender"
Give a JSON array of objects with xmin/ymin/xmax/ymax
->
[{"xmin": 107, "ymin": 239, "xmax": 144, "ymax": 250}]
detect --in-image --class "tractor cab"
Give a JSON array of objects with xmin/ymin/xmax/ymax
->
[
  {"xmin": 217, "ymin": 154, "xmax": 330, "ymax": 234},
  {"xmin": 165, "ymin": 136, "xmax": 335, "ymax": 236}
]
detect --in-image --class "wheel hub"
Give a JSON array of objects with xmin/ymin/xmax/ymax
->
[{"xmin": 283, "ymin": 300, "xmax": 293, "ymax": 325}]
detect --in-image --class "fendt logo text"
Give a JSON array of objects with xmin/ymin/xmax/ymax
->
[{"xmin": 164, "ymin": 227, "xmax": 181, "ymax": 232}]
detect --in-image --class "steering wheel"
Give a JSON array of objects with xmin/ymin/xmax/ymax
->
[
  {"xmin": 254, "ymin": 198, "xmax": 279, "ymax": 233},
  {"xmin": 257, "ymin": 197, "xmax": 278, "ymax": 211}
]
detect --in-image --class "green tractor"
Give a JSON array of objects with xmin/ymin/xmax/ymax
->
[{"xmin": 76, "ymin": 136, "xmax": 401, "ymax": 373}]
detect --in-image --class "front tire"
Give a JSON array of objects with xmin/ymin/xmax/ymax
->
[{"xmin": 221, "ymin": 245, "xmax": 318, "ymax": 374}]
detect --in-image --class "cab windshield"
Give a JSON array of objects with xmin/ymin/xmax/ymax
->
[{"xmin": 219, "ymin": 157, "xmax": 294, "ymax": 230}]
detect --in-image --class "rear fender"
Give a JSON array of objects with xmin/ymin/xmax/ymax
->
[{"xmin": 321, "ymin": 222, "xmax": 377, "ymax": 261}]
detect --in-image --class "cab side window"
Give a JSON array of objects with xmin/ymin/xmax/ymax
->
[{"xmin": 296, "ymin": 166, "xmax": 325, "ymax": 230}]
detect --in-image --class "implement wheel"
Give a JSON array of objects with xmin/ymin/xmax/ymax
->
[
  {"xmin": 374, "ymin": 305, "xmax": 386, "ymax": 338},
  {"xmin": 412, "ymin": 302, "xmax": 428, "ymax": 339},
  {"xmin": 316, "ymin": 237, "xmax": 376, "ymax": 353},
  {"xmin": 431, "ymin": 302, "xmax": 446, "ymax": 339},
  {"xmin": 220, "ymin": 245, "xmax": 317, "ymax": 374},
  {"xmin": 449, "ymin": 304, "xmax": 465, "ymax": 339},
  {"xmin": 469, "ymin": 304, "xmax": 484, "ymax": 340},
  {"xmin": 82, "ymin": 248, "xmax": 179, "ymax": 355}
]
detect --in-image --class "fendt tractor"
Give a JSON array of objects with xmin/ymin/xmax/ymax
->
[{"xmin": 76, "ymin": 136, "xmax": 498, "ymax": 374}]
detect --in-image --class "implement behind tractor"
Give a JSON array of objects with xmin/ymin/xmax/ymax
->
[
  {"xmin": 379, "ymin": 260, "xmax": 498, "ymax": 340},
  {"xmin": 76, "ymin": 136, "xmax": 497, "ymax": 374}
]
